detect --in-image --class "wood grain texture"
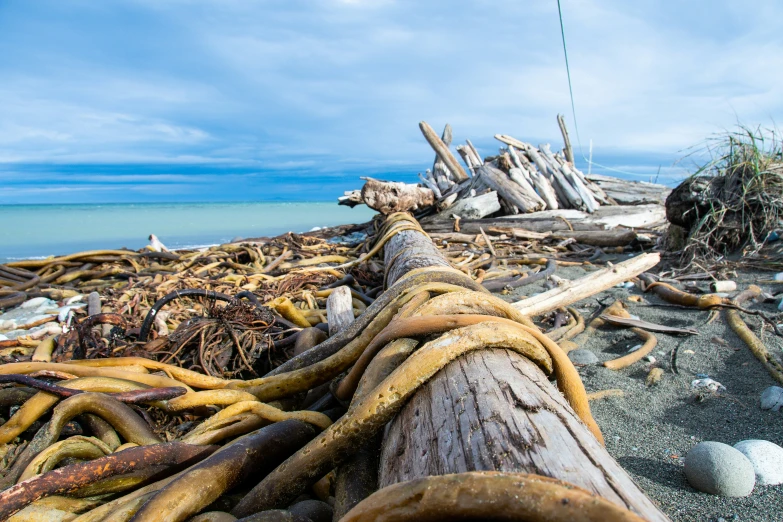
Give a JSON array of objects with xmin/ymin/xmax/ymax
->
[
  {"xmin": 379, "ymin": 349, "xmax": 669, "ymax": 522},
  {"xmin": 383, "ymin": 230, "xmax": 451, "ymax": 287}
]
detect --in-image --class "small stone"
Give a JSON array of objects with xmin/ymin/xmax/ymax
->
[
  {"xmin": 760, "ymin": 386, "xmax": 783, "ymax": 412},
  {"xmin": 733, "ymin": 440, "xmax": 783, "ymax": 486},
  {"xmin": 684, "ymin": 441, "xmax": 755, "ymax": 497},
  {"xmin": 567, "ymin": 349, "xmax": 598, "ymax": 365},
  {"xmin": 87, "ymin": 292, "xmax": 101, "ymax": 317}
]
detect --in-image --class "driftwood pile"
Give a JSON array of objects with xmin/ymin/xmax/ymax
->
[{"xmin": 340, "ymin": 119, "xmax": 671, "ymax": 230}]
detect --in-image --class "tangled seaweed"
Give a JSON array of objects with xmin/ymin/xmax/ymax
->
[{"xmin": 0, "ymin": 212, "xmax": 679, "ymax": 521}]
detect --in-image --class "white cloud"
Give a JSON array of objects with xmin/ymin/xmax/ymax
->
[{"xmin": 0, "ymin": 0, "xmax": 780, "ymax": 181}]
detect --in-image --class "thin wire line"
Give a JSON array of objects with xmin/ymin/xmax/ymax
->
[{"xmin": 556, "ymin": 0, "xmax": 653, "ymax": 179}]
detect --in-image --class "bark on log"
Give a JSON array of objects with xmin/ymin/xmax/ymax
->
[
  {"xmin": 360, "ymin": 178, "xmax": 434, "ymax": 215},
  {"xmin": 419, "ymin": 121, "xmax": 469, "ymax": 182},
  {"xmin": 378, "ymin": 218, "xmax": 668, "ymax": 522}
]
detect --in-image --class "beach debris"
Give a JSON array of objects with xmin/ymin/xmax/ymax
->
[
  {"xmin": 147, "ymin": 233, "xmax": 170, "ymax": 252},
  {"xmin": 359, "ymin": 177, "xmax": 435, "ymax": 215},
  {"xmin": 665, "ymin": 126, "xmax": 783, "ymax": 268},
  {"xmin": 586, "ymin": 388, "xmax": 624, "ymax": 401},
  {"xmin": 599, "ymin": 314, "xmax": 699, "ymax": 335},
  {"xmin": 710, "ymin": 280, "xmax": 737, "ymax": 293},
  {"xmin": 684, "ymin": 441, "xmax": 756, "ymax": 497},
  {"xmin": 646, "ymin": 367, "xmax": 664, "ymax": 386},
  {"xmin": 567, "ymin": 349, "xmax": 598, "ymax": 365},
  {"xmin": 691, "ymin": 377, "xmax": 726, "ymax": 392},
  {"xmin": 733, "ymin": 440, "xmax": 783, "ymax": 486},
  {"xmin": 338, "ymin": 118, "xmax": 669, "ymax": 252},
  {"xmin": 760, "ymin": 386, "xmax": 783, "ymax": 411}
]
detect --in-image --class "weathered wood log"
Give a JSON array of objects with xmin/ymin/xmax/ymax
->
[
  {"xmin": 337, "ymin": 190, "xmax": 363, "ymax": 207},
  {"xmin": 455, "ymin": 144, "xmax": 481, "ymax": 175},
  {"xmin": 417, "ymin": 172, "xmax": 442, "ymax": 199},
  {"xmin": 359, "ymin": 178, "xmax": 434, "ymax": 215},
  {"xmin": 512, "ymin": 252, "xmax": 660, "ymax": 316},
  {"xmin": 476, "ymin": 165, "xmax": 541, "ymax": 214},
  {"xmin": 558, "ymin": 113, "xmax": 575, "ymax": 164},
  {"xmin": 419, "ymin": 121, "xmax": 469, "ymax": 182},
  {"xmin": 421, "ymin": 204, "xmax": 666, "ymax": 235},
  {"xmin": 431, "ymin": 124, "xmax": 453, "ymax": 181},
  {"xmin": 378, "ymin": 223, "xmax": 668, "ymax": 521},
  {"xmin": 541, "ymin": 144, "xmax": 599, "ymax": 213},
  {"xmin": 422, "ymin": 191, "xmax": 500, "ymax": 222},
  {"xmin": 587, "ymin": 174, "xmax": 671, "ymax": 206},
  {"xmin": 551, "ymin": 229, "xmax": 637, "ymax": 247}
]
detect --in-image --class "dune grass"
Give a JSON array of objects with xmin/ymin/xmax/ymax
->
[{"xmin": 677, "ymin": 125, "xmax": 783, "ymax": 266}]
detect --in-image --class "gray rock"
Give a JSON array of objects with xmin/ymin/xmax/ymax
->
[
  {"xmin": 567, "ymin": 349, "xmax": 598, "ymax": 365},
  {"xmin": 87, "ymin": 292, "xmax": 101, "ymax": 317},
  {"xmin": 684, "ymin": 441, "xmax": 755, "ymax": 497},
  {"xmin": 734, "ymin": 440, "xmax": 783, "ymax": 486},
  {"xmin": 760, "ymin": 386, "xmax": 783, "ymax": 412}
]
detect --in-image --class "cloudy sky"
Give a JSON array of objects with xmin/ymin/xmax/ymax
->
[{"xmin": 1, "ymin": 0, "xmax": 781, "ymax": 204}]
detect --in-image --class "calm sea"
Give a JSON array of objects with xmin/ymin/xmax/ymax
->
[{"xmin": 0, "ymin": 202, "xmax": 376, "ymax": 263}]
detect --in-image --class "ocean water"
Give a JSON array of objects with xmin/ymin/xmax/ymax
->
[{"xmin": 0, "ymin": 202, "xmax": 376, "ymax": 263}]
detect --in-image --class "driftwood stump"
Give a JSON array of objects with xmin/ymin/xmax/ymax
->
[{"xmin": 360, "ymin": 178, "xmax": 434, "ymax": 215}]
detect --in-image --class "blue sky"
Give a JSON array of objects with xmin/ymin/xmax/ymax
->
[{"xmin": 0, "ymin": 0, "xmax": 781, "ymax": 204}]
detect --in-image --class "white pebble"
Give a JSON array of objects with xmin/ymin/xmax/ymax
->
[
  {"xmin": 760, "ymin": 386, "xmax": 783, "ymax": 412},
  {"xmin": 734, "ymin": 440, "xmax": 783, "ymax": 486},
  {"xmin": 692, "ymin": 378, "xmax": 726, "ymax": 392}
]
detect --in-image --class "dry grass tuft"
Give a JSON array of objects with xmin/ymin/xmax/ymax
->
[{"xmin": 671, "ymin": 126, "xmax": 783, "ymax": 267}]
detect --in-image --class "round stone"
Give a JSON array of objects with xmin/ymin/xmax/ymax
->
[
  {"xmin": 567, "ymin": 349, "xmax": 598, "ymax": 365},
  {"xmin": 684, "ymin": 441, "xmax": 755, "ymax": 497},
  {"xmin": 733, "ymin": 440, "xmax": 783, "ymax": 486},
  {"xmin": 760, "ymin": 386, "xmax": 783, "ymax": 412}
]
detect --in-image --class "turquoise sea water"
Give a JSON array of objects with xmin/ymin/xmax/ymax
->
[{"xmin": 0, "ymin": 202, "xmax": 376, "ymax": 262}]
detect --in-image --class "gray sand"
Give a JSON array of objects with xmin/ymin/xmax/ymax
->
[{"xmin": 502, "ymin": 258, "xmax": 783, "ymax": 522}]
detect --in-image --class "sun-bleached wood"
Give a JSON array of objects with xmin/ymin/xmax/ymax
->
[
  {"xmin": 419, "ymin": 121, "xmax": 469, "ymax": 182},
  {"xmin": 326, "ymin": 286, "xmax": 354, "ymax": 337},
  {"xmin": 512, "ymin": 252, "xmax": 660, "ymax": 316},
  {"xmin": 359, "ymin": 178, "xmax": 434, "ymax": 215}
]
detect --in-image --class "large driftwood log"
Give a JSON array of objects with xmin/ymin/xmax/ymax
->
[
  {"xmin": 359, "ymin": 178, "xmax": 434, "ymax": 215},
  {"xmin": 379, "ymin": 224, "xmax": 668, "ymax": 522},
  {"xmin": 421, "ymin": 203, "xmax": 666, "ymax": 235}
]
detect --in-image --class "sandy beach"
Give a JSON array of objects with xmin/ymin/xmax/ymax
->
[{"xmin": 503, "ymin": 260, "xmax": 783, "ymax": 522}]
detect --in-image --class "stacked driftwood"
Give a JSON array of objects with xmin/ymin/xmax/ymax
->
[{"xmin": 339, "ymin": 118, "xmax": 671, "ymax": 224}]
